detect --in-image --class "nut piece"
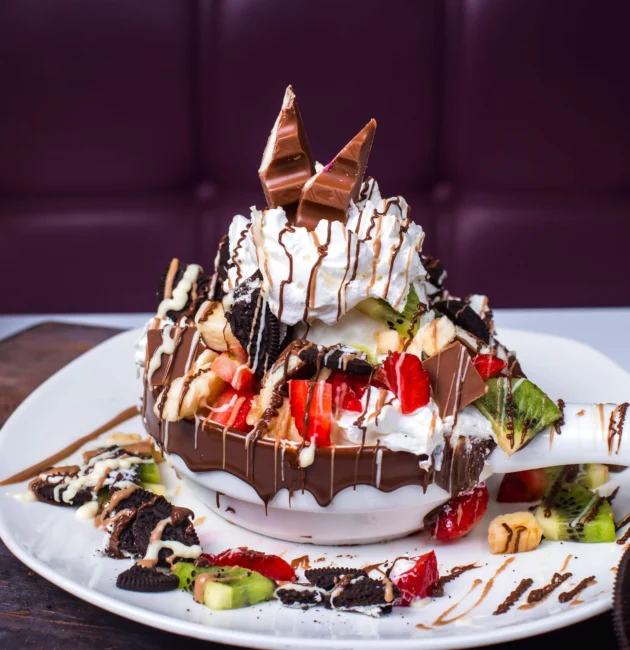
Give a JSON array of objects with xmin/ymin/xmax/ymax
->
[{"xmin": 488, "ymin": 512, "xmax": 542, "ymax": 554}]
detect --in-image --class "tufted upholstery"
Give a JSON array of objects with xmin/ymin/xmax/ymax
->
[{"xmin": 1, "ymin": 0, "xmax": 629, "ymax": 313}]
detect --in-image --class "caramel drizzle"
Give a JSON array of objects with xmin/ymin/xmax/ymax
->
[
  {"xmin": 0, "ymin": 406, "xmax": 140, "ymax": 486},
  {"xmin": 336, "ymin": 229, "xmax": 353, "ymax": 320},
  {"xmin": 433, "ymin": 557, "xmax": 515, "ymax": 626},
  {"xmin": 382, "ymin": 219, "xmax": 408, "ymax": 300}
]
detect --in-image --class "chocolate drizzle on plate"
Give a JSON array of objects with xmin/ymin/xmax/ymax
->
[{"xmin": 494, "ymin": 578, "xmax": 534, "ymax": 615}]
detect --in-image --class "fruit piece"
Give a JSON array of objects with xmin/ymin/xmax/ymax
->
[
  {"xmin": 488, "ymin": 512, "xmax": 543, "ymax": 554},
  {"xmin": 416, "ymin": 316, "xmax": 456, "ymax": 357},
  {"xmin": 211, "ymin": 348, "xmax": 256, "ymax": 392},
  {"xmin": 383, "ymin": 352, "xmax": 430, "ymax": 414},
  {"xmin": 376, "ymin": 329, "xmax": 402, "ymax": 355},
  {"xmin": 472, "ymin": 354, "xmax": 506, "ymax": 381},
  {"xmin": 328, "ymin": 371, "xmax": 369, "ymax": 414},
  {"xmin": 203, "ymin": 548, "xmax": 296, "ymax": 582},
  {"xmin": 430, "ymin": 484, "xmax": 489, "ymax": 541},
  {"xmin": 534, "ymin": 483, "xmax": 615, "ymax": 543},
  {"xmin": 579, "ymin": 463, "xmax": 610, "ymax": 489},
  {"xmin": 195, "ymin": 301, "xmax": 240, "ymax": 352},
  {"xmin": 202, "ymin": 567, "xmax": 275, "ymax": 610},
  {"xmin": 390, "ymin": 551, "xmax": 440, "ymax": 606},
  {"xmin": 139, "ymin": 462, "xmax": 161, "ymax": 485},
  {"xmin": 140, "ymin": 482, "xmax": 166, "ymax": 496},
  {"xmin": 288, "ymin": 380, "xmax": 332, "ymax": 446},
  {"xmin": 497, "ymin": 469, "xmax": 548, "ymax": 503},
  {"xmin": 209, "ymin": 388, "xmax": 253, "ymax": 433},
  {"xmin": 172, "ymin": 562, "xmax": 275, "ymax": 609},
  {"xmin": 474, "ymin": 377, "xmax": 562, "ymax": 455},
  {"xmin": 356, "ymin": 284, "xmax": 422, "ymax": 338}
]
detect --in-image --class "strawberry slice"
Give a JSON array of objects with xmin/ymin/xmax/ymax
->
[
  {"xmin": 497, "ymin": 469, "xmax": 548, "ymax": 502},
  {"xmin": 328, "ymin": 371, "xmax": 369, "ymax": 413},
  {"xmin": 390, "ymin": 551, "xmax": 440, "ymax": 606},
  {"xmin": 208, "ymin": 387, "xmax": 253, "ymax": 433},
  {"xmin": 288, "ymin": 380, "xmax": 332, "ymax": 446},
  {"xmin": 211, "ymin": 347, "xmax": 256, "ymax": 392},
  {"xmin": 430, "ymin": 484, "xmax": 489, "ymax": 541},
  {"xmin": 201, "ymin": 548, "xmax": 296, "ymax": 582},
  {"xmin": 472, "ymin": 354, "xmax": 506, "ymax": 381},
  {"xmin": 383, "ymin": 352, "xmax": 430, "ymax": 414}
]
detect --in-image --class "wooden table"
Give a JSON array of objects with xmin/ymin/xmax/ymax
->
[{"xmin": 0, "ymin": 322, "xmax": 618, "ymax": 649}]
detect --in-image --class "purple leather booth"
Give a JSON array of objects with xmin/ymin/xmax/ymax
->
[{"xmin": 1, "ymin": 0, "xmax": 629, "ymax": 313}]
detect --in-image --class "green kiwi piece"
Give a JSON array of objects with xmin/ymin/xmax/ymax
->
[
  {"xmin": 139, "ymin": 462, "xmax": 161, "ymax": 485},
  {"xmin": 535, "ymin": 482, "xmax": 615, "ymax": 543},
  {"xmin": 356, "ymin": 284, "xmax": 422, "ymax": 337},
  {"xmin": 544, "ymin": 464, "xmax": 609, "ymax": 490},
  {"xmin": 171, "ymin": 562, "xmax": 275, "ymax": 609},
  {"xmin": 474, "ymin": 377, "xmax": 562, "ymax": 455}
]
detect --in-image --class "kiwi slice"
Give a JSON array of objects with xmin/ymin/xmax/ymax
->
[
  {"xmin": 535, "ymin": 482, "xmax": 615, "ymax": 543},
  {"xmin": 140, "ymin": 482, "xmax": 166, "ymax": 496},
  {"xmin": 474, "ymin": 377, "xmax": 561, "ymax": 455},
  {"xmin": 357, "ymin": 284, "xmax": 422, "ymax": 337},
  {"xmin": 172, "ymin": 562, "xmax": 274, "ymax": 610},
  {"xmin": 139, "ymin": 462, "xmax": 161, "ymax": 485}
]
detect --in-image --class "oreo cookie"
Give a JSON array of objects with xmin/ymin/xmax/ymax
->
[
  {"xmin": 421, "ymin": 254, "xmax": 447, "ymax": 303},
  {"xmin": 304, "ymin": 567, "xmax": 368, "ymax": 591},
  {"xmin": 330, "ymin": 575, "xmax": 399, "ymax": 617},
  {"xmin": 116, "ymin": 564, "xmax": 179, "ymax": 592},
  {"xmin": 103, "ymin": 487, "xmax": 157, "ymax": 559},
  {"xmin": 226, "ymin": 271, "xmax": 288, "ymax": 378},
  {"xmin": 157, "ymin": 259, "xmax": 210, "ymax": 322},
  {"xmin": 434, "ymin": 299, "xmax": 490, "ymax": 344},
  {"xmin": 208, "ymin": 234, "xmax": 231, "ymax": 301},
  {"xmin": 132, "ymin": 496, "xmax": 199, "ymax": 566},
  {"xmin": 29, "ymin": 469, "xmax": 92, "ymax": 507},
  {"xmin": 614, "ymin": 547, "xmax": 630, "ymax": 650},
  {"xmin": 298, "ymin": 344, "xmax": 372, "ymax": 376},
  {"xmin": 275, "ymin": 584, "xmax": 326, "ymax": 609}
]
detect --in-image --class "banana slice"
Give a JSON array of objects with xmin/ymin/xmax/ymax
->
[
  {"xmin": 415, "ymin": 315, "xmax": 456, "ymax": 357},
  {"xmin": 195, "ymin": 300, "xmax": 239, "ymax": 352},
  {"xmin": 488, "ymin": 512, "xmax": 542, "ymax": 554}
]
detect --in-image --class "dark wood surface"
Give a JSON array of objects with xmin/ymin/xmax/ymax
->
[{"xmin": 0, "ymin": 322, "xmax": 618, "ymax": 649}]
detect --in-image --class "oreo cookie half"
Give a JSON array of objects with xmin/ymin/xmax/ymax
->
[
  {"xmin": 434, "ymin": 299, "xmax": 490, "ymax": 344},
  {"xmin": 330, "ymin": 575, "xmax": 399, "ymax": 617},
  {"xmin": 157, "ymin": 259, "xmax": 210, "ymax": 322},
  {"xmin": 208, "ymin": 234, "xmax": 231, "ymax": 301},
  {"xmin": 226, "ymin": 271, "xmax": 288, "ymax": 378},
  {"xmin": 421, "ymin": 254, "xmax": 447, "ymax": 304},
  {"xmin": 103, "ymin": 487, "xmax": 157, "ymax": 559},
  {"xmin": 29, "ymin": 469, "xmax": 92, "ymax": 507},
  {"xmin": 298, "ymin": 344, "xmax": 372, "ymax": 375},
  {"xmin": 275, "ymin": 584, "xmax": 327, "ymax": 609},
  {"xmin": 614, "ymin": 547, "xmax": 630, "ymax": 650},
  {"xmin": 133, "ymin": 496, "xmax": 199, "ymax": 566},
  {"xmin": 116, "ymin": 564, "xmax": 179, "ymax": 592},
  {"xmin": 305, "ymin": 567, "xmax": 368, "ymax": 591}
]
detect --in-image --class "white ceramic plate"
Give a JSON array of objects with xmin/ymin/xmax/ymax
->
[{"xmin": 0, "ymin": 327, "xmax": 629, "ymax": 650}]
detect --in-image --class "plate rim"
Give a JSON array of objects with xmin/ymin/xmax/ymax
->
[{"xmin": 0, "ymin": 326, "xmax": 621, "ymax": 649}]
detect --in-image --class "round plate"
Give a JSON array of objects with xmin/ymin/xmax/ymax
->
[{"xmin": 0, "ymin": 327, "xmax": 628, "ymax": 649}]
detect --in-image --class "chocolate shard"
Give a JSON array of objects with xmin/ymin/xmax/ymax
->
[
  {"xmin": 145, "ymin": 325, "xmax": 204, "ymax": 388},
  {"xmin": 295, "ymin": 119, "xmax": 377, "ymax": 230},
  {"xmin": 423, "ymin": 342, "xmax": 488, "ymax": 419},
  {"xmin": 259, "ymin": 85, "xmax": 315, "ymax": 209}
]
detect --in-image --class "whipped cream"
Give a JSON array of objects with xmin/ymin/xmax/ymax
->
[
  {"xmin": 224, "ymin": 179, "xmax": 426, "ymax": 325},
  {"xmin": 338, "ymin": 389, "xmax": 494, "ymax": 466}
]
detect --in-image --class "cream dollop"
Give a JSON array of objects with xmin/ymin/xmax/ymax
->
[{"xmin": 224, "ymin": 179, "xmax": 426, "ymax": 325}]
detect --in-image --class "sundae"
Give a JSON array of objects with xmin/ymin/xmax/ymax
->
[{"xmin": 5, "ymin": 87, "xmax": 628, "ymax": 619}]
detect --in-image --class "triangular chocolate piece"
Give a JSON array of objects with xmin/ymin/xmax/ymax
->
[
  {"xmin": 423, "ymin": 342, "xmax": 488, "ymax": 419},
  {"xmin": 258, "ymin": 85, "xmax": 315, "ymax": 209},
  {"xmin": 295, "ymin": 119, "xmax": 377, "ymax": 230}
]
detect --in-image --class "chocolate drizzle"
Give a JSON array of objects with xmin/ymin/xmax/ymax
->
[
  {"xmin": 430, "ymin": 564, "xmax": 479, "ymax": 597},
  {"xmin": 525, "ymin": 572, "xmax": 572, "ymax": 604},
  {"xmin": 608, "ymin": 402, "xmax": 629, "ymax": 455},
  {"xmin": 494, "ymin": 578, "xmax": 533, "ymax": 615},
  {"xmin": 558, "ymin": 576, "xmax": 596, "ymax": 603}
]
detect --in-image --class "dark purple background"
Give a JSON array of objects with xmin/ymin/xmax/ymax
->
[{"xmin": 1, "ymin": 0, "xmax": 629, "ymax": 313}]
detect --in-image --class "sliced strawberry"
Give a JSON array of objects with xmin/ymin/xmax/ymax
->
[
  {"xmin": 430, "ymin": 483, "xmax": 489, "ymax": 541},
  {"xmin": 211, "ymin": 347, "xmax": 255, "ymax": 392},
  {"xmin": 288, "ymin": 380, "xmax": 332, "ymax": 446},
  {"xmin": 472, "ymin": 354, "xmax": 507, "ymax": 381},
  {"xmin": 390, "ymin": 551, "xmax": 440, "ymax": 606},
  {"xmin": 328, "ymin": 371, "xmax": 369, "ymax": 414},
  {"xmin": 201, "ymin": 548, "xmax": 296, "ymax": 582},
  {"xmin": 383, "ymin": 352, "xmax": 430, "ymax": 414},
  {"xmin": 209, "ymin": 387, "xmax": 253, "ymax": 433},
  {"xmin": 497, "ymin": 469, "xmax": 548, "ymax": 503}
]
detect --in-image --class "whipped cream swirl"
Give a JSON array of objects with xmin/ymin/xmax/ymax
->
[{"xmin": 224, "ymin": 180, "xmax": 426, "ymax": 325}]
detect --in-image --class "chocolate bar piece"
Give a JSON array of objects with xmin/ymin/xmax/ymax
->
[
  {"xmin": 259, "ymin": 85, "xmax": 315, "ymax": 209},
  {"xmin": 295, "ymin": 119, "xmax": 376, "ymax": 230},
  {"xmin": 423, "ymin": 342, "xmax": 487, "ymax": 419},
  {"xmin": 145, "ymin": 326, "xmax": 204, "ymax": 388}
]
